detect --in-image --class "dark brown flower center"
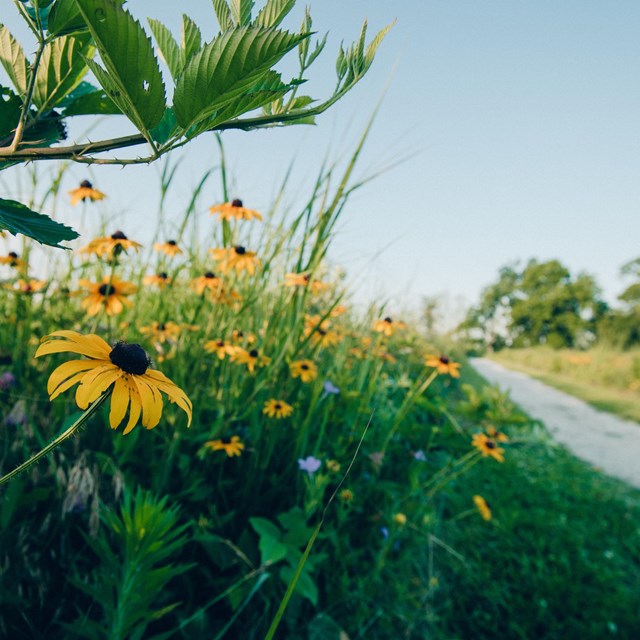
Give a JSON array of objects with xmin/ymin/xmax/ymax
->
[
  {"xmin": 318, "ymin": 328, "xmax": 327, "ymax": 336},
  {"xmin": 204, "ymin": 272, "xmax": 216, "ymax": 279},
  {"xmin": 274, "ymin": 403, "xmax": 282, "ymax": 410},
  {"xmin": 167, "ymin": 240, "xmax": 177, "ymax": 246},
  {"xmin": 249, "ymin": 349, "xmax": 258, "ymax": 358},
  {"xmin": 485, "ymin": 440, "xmax": 496, "ymax": 449},
  {"xmin": 111, "ymin": 230, "xmax": 127, "ymax": 240},
  {"xmin": 80, "ymin": 180, "xmax": 92, "ymax": 188},
  {"xmin": 220, "ymin": 436, "xmax": 232, "ymax": 444},
  {"xmin": 158, "ymin": 323, "xmax": 166, "ymax": 331},
  {"xmin": 439, "ymin": 356, "xmax": 450, "ymax": 365},
  {"xmin": 231, "ymin": 199, "xmax": 243, "ymax": 207},
  {"xmin": 8, "ymin": 252, "xmax": 18, "ymax": 259},
  {"xmin": 109, "ymin": 342, "xmax": 150, "ymax": 375},
  {"xmin": 234, "ymin": 246, "xmax": 246, "ymax": 255},
  {"xmin": 384, "ymin": 317, "xmax": 392, "ymax": 323},
  {"xmin": 216, "ymin": 340, "xmax": 225, "ymax": 347},
  {"xmin": 158, "ymin": 272, "xmax": 168, "ymax": 279},
  {"xmin": 301, "ymin": 363, "xmax": 309, "ymax": 370},
  {"xmin": 98, "ymin": 284, "xmax": 115, "ymax": 296}
]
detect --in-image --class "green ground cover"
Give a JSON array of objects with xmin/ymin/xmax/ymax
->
[{"xmin": 435, "ymin": 366, "xmax": 640, "ymax": 639}]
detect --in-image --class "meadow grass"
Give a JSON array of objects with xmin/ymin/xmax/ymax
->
[
  {"xmin": 489, "ymin": 346, "xmax": 640, "ymax": 423},
  {"xmin": 435, "ymin": 365, "xmax": 640, "ymax": 639},
  {"xmin": 0, "ymin": 136, "xmax": 521, "ymax": 638}
]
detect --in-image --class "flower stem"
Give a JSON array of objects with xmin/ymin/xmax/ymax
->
[{"xmin": 0, "ymin": 392, "xmax": 110, "ymax": 487}]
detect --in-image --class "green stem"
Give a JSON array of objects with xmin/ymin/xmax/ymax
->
[{"xmin": 0, "ymin": 392, "xmax": 110, "ymax": 487}]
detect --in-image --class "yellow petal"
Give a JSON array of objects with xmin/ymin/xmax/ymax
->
[
  {"xmin": 133, "ymin": 376, "xmax": 164, "ymax": 429},
  {"xmin": 35, "ymin": 331, "xmax": 111, "ymax": 360},
  {"xmin": 50, "ymin": 369, "xmax": 94, "ymax": 401},
  {"xmin": 47, "ymin": 360, "xmax": 100, "ymax": 396},
  {"xmin": 109, "ymin": 377, "xmax": 130, "ymax": 428},
  {"xmin": 75, "ymin": 366, "xmax": 120, "ymax": 409},
  {"xmin": 122, "ymin": 384, "xmax": 142, "ymax": 435},
  {"xmin": 143, "ymin": 370, "xmax": 192, "ymax": 426}
]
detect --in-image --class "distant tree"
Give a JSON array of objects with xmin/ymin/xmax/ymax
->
[
  {"xmin": 598, "ymin": 257, "xmax": 640, "ymax": 348},
  {"xmin": 460, "ymin": 258, "xmax": 607, "ymax": 349}
]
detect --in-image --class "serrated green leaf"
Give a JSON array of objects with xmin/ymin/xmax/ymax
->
[
  {"xmin": 75, "ymin": 0, "xmax": 166, "ymax": 134},
  {"xmin": 0, "ymin": 198, "xmax": 78, "ymax": 247},
  {"xmin": 32, "ymin": 35, "xmax": 94, "ymax": 113},
  {"xmin": 203, "ymin": 71, "xmax": 294, "ymax": 133},
  {"xmin": 150, "ymin": 107, "xmax": 178, "ymax": 144},
  {"xmin": 0, "ymin": 85, "xmax": 21, "ymax": 141},
  {"xmin": 364, "ymin": 20, "xmax": 395, "ymax": 68},
  {"xmin": 230, "ymin": 0, "xmax": 254, "ymax": 26},
  {"xmin": 181, "ymin": 15, "xmax": 201, "ymax": 64},
  {"xmin": 255, "ymin": 0, "xmax": 295, "ymax": 28},
  {"xmin": 173, "ymin": 26, "xmax": 308, "ymax": 130},
  {"xmin": 148, "ymin": 18, "xmax": 182, "ymax": 81},
  {"xmin": 211, "ymin": 0, "xmax": 233, "ymax": 31},
  {"xmin": 62, "ymin": 87, "xmax": 120, "ymax": 116},
  {"xmin": 0, "ymin": 25, "xmax": 29, "ymax": 96},
  {"xmin": 47, "ymin": 0, "xmax": 86, "ymax": 36}
]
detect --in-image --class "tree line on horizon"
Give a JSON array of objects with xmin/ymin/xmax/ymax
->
[{"xmin": 457, "ymin": 256, "xmax": 640, "ymax": 352}]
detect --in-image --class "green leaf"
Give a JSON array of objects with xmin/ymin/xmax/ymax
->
[
  {"xmin": 364, "ymin": 20, "xmax": 395, "ymax": 68},
  {"xmin": 0, "ymin": 198, "xmax": 78, "ymax": 247},
  {"xmin": 249, "ymin": 517, "xmax": 281, "ymax": 540},
  {"xmin": 181, "ymin": 15, "xmax": 201, "ymax": 64},
  {"xmin": 150, "ymin": 107, "xmax": 178, "ymax": 144},
  {"xmin": 60, "ymin": 82, "xmax": 121, "ymax": 115},
  {"xmin": 32, "ymin": 34, "xmax": 94, "ymax": 113},
  {"xmin": 0, "ymin": 86, "xmax": 21, "ymax": 141},
  {"xmin": 230, "ymin": 0, "xmax": 254, "ymax": 26},
  {"xmin": 204, "ymin": 71, "xmax": 294, "ymax": 133},
  {"xmin": 279, "ymin": 564, "xmax": 318, "ymax": 605},
  {"xmin": 173, "ymin": 26, "xmax": 308, "ymax": 131},
  {"xmin": 48, "ymin": 0, "xmax": 86, "ymax": 35},
  {"xmin": 148, "ymin": 18, "xmax": 182, "ymax": 81},
  {"xmin": 255, "ymin": 0, "xmax": 296, "ymax": 29},
  {"xmin": 0, "ymin": 25, "xmax": 29, "ymax": 96},
  {"xmin": 75, "ymin": 0, "xmax": 166, "ymax": 135},
  {"xmin": 211, "ymin": 0, "xmax": 233, "ymax": 31}
]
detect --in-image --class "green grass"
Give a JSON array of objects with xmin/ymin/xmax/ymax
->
[
  {"xmin": 434, "ymin": 365, "xmax": 640, "ymax": 639},
  {"xmin": 489, "ymin": 347, "xmax": 640, "ymax": 424}
]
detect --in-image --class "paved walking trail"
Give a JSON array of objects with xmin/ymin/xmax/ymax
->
[{"xmin": 470, "ymin": 358, "xmax": 640, "ymax": 488}]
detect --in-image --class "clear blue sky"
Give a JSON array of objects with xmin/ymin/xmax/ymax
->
[{"xmin": 3, "ymin": 1, "xmax": 639, "ymax": 312}]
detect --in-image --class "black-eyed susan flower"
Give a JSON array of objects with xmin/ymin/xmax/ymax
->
[
  {"xmin": 143, "ymin": 272, "xmax": 171, "ymax": 288},
  {"xmin": 0, "ymin": 252, "xmax": 25, "ymax": 269},
  {"xmin": 68, "ymin": 180, "xmax": 106, "ymax": 205},
  {"xmin": 12, "ymin": 278, "xmax": 46, "ymax": 294},
  {"xmin": 424, "ymin": 354, "xmax": 461, "ymax": 378},
  {"xmin": 210, "ymin": 246, "xmax": 260, "ymax": 275},
  {"xmin": 284, "ymin": 271, "xmax": 328, "ymax": 294},
  {"xmin": 290, "ymin": 359, "xmax": 318, "ymax": 383},
  {"xmin": 262, "ymin": 399, "xmax": 293, "ymax": 419},
  {"xmin": 35, "ymin": 331, "xmax": 192, "ymax": 435},
  {"xmin": 473, "ymin": 495, "xmax": 492, "ymax": 521},
  {"xmin": 303, "ymin": 314, "xmax": 341, "ymax": 348},
  {"xmin": 230, "ymin": 347, "xmax": 271, "ymax": 373},
  {"xmin": 231, "ymin": 329, "xmax": 256, "ymax": 344},
  {"xmin": 78, "ymin": 276, "xmax": 137, "ymax": 316},
  {"xmin": 204, "ymin": 338, "xmax": 236, "ymax": 360},
  {"xmin": 209, "ymin": 199, "xmax": 262, "ymax": 221},
  {"xmin": 471, "ymin": 432, "xmax": 505, "ymax": 463},
  {"xmin": 373, "ymin": 317, "xmax": 406, "ymax": 337},
  {"xmin": 153, "ymin": 240, "xmax": 183, "ymax": 257},
  {"xmin": 205, "ymin": 435, "xmax": 244, "ymax": 457},
  {"xmin": 79, "ymin": 231, "xmax": 142, "ymax": 258},
  {"xmin": 139, "ymin": 321, "xmax": 181, "ymax": 344},
  {"xmin": 485, "ymin": 425, "xmax": 509, "ymax": 443},
  {"xmin": 191, "ymin": 272, "xmax": 222, "ymax": 295}
]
